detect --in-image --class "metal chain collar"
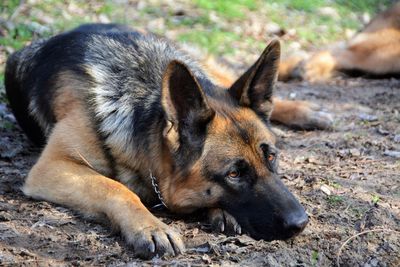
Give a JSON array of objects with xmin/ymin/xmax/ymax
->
[{"xmin": 150, "ymin": 170, "xmax": 168, "ymax": 209}]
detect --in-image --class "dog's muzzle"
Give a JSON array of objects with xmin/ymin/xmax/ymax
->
[{"xmin": 222, "ymin": 175, "xmax": 308, "ymax": 241}]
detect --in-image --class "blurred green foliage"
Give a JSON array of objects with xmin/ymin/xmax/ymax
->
[{"xmin": 0, "ymin": 0, "xmax": 393, "ymax": 84}]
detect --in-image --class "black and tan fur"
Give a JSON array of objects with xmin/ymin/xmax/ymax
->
[{"xmin": 5, "ymin": 24, "xmax": 310, "ymax": 258}]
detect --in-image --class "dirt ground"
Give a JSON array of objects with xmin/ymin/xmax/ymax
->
[{"xmin": 0, "ymin": 74, "xmax": 399, "ymax": 266}]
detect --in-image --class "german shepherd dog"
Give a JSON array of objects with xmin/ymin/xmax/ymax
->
[
  {"xmin": 279, "ymin": 2, "xmax": 400, "ymax": 82},
  {"xmin": 5, "ymin": 24, "xmax": 309, "ymax": 258}
]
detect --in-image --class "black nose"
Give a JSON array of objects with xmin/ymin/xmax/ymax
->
[{"xmin": 283, "ymin": 212, "xmax": 309, "ymax": 236}]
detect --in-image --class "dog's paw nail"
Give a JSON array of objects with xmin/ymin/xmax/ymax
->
[
  {"xmin": 149, "ymin": 242, "xmax": 155, "ymax": 253},
  {"xmin": 167, "ymin": 232, "xmax": 185, "ymax": 255},
  {"xmin": 235, "ymin": 225, "xmax": 242, "ymax": 235},
  {"xmin": 219, "ymin": 221, "xmax": 225, "ymax": 232}
]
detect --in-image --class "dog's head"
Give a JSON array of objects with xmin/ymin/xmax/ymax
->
[{"xmin": 161, "ymin": 40, "xmax": 308, "ymax": 241}]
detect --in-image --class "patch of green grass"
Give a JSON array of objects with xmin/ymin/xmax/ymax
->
[
  {"xmin": 178, "ymin": 29, "xmax": 239, "ymax": 54},
  {"xmin": 1, "ymin": 0, "xmax": 20, "ymax": 13},
  {"xmin": 139, "ymin": 6, "xmax": 164, "ymax": 16},
  {"xmin": 0, "ymin": 24, "xmax": 34, "ymax": 50},
  {"xmin": 329, "ymin": 181, "xmax": 341, "ymax": 189},
  {"xmin": 311, "ymin": 250, "xmax": 319, "ymax": 266},
  {"xmin": 0, "ymin": 120, "xmax": 15, "ymax": 131},
  {"xmin": 194, "ymin": 0, "xmax": 257, "ymax": 19},
  {"xmin": 343, "ymin": 133, "xmax": 354, "ymax": 141},
  {"xmin": 262, "ymin": 1, "xmax": 392, "ymax": 47},
  {"xmin": 274, "ymin": 0, "xmax": 326, "ymax": 12},
  {"xmin": 96, "ymin": 2, "xmax": 115, "ymax": 15},
  {"xmin": 52, "ymin": 17, "xmax": 94, "ymax": 32},
  {"xmin": 274, "ymin": 0, "xmax": 391, "ymax": 14},
  {"xmin": 349, "ymin": 206, "xmax": 368, "ymax": 219},
  {"xmin": 327, "ymin": 195, "xmax": 344, "ymax": 205},
  {"xmin": 335, "ymin": 0, "xmax": 392, "ymax": 14},
  {"xmin": 371, "ymin": 195, "xmax": 380, "ymax": 205},
  {"xmin": 166, "ymin": 15, "xmax": 211, "ymax": 27},
  {"xmin": 31, "ymin": 0, "xmax": 64, "ymax": 18}
]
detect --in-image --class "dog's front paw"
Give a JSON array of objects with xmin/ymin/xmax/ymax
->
[
  {"xmin": 208, "ymin": 208, "xmax": 241, "ymax": 236},
  {"xmin": 123, "ymin": 219, "xmax": 185, "ymax": 259}
]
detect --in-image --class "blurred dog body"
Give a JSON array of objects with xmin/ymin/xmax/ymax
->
[{"xmin": 279, "ymin": 2, "xmax": 400, "ymax": 82}]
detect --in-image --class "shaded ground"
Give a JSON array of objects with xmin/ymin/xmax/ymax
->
[{"xmin": 0, "ymin": 76, "xmax": 399, "ymax": 266}]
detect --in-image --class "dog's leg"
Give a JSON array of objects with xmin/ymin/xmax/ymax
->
[
  {"xmin": 271, "ymin": 98, "xmax": 333, "ymax": 130},
  {"xmin": 23, "ymin": 114, "xmax": 184, "ymax": 259}
]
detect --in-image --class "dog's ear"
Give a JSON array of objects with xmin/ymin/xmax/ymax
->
[
  {"xmin": 229, "ymin": 39, "xmax": 280, "ymax": 118},
  {"xmin": 162, "ymin": 60, "xmax": 215, "ymax": 150}
]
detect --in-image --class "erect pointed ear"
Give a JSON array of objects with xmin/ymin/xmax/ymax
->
[
  {"xmin": 229, "ymin": 39, "xmax": 280, "ymax": 117},
  {"xmin": 162, "ymin": 60, "xmax": 215, "ymax": 139}
]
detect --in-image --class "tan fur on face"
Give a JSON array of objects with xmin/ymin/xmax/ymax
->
[
  {"xmin": 209, "ymin": 109, "xmax": 279, "ymax": 185},
  {"xmin": 207, "ymin": 109, "xmax": 276, "ymax": 174},
  {"xmin": 164, "ymin": 160, "xmax": 224, "ymax": 213}
]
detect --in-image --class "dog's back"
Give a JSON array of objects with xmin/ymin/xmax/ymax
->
[{"xmin": 5, "ymin": 24, "xmax": 209, "ymax": 146}]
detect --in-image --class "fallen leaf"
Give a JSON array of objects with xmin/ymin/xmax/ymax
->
[{"xmin": 320, "ymin": 185, "xmax": 332, "ymax": 196}]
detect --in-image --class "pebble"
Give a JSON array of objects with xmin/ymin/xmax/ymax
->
[
  {"xmin": 384, "ymin": 150, "xmax": 400, "ymax": 159},
  {"xmin": 265, "ymin": 22, "xmax": 284, "ymax": 36},
  {"xmin": 359, "ymin": 113, "xmax": 378, "ymax": 122},
  {"xmin": 349, "ymin": 148, "xmax": 361, "ymax": 157},
  {"xmin": 376, "ymin": 126, "xmax": 389, "ymax": 136},
  {"xmin": 318, "ymin": 7, "xmax": 339, "ymax": 19},
  {"xmin": 0, "ymin": 104, "xmax": 8, "ymax": 116}
]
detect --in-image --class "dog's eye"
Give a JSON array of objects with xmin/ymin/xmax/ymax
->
[
  {"xmin": 228, "ymin": 170, "xmax": 240, "ymax": 178},
  {"xmin": 267, "ymin": 152, "xmax": 277, "ymax": 173},
  {"xmin": 226, "ymin": 169, "xmax": 241, "ymax": 185},
  {"xmin": 225, "ymin": 159, "xmax": 249, "ymax": 185},
  {"xmin": 260, "ymin": 143, "xmax": 278, "ymax": 173},
  {"xmin": 268, "ymin": 153, "xmax": 276, "ymax": 162}
]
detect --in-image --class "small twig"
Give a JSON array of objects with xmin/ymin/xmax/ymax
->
[
  {"xmin": 336, "ymin": 228, "xmax": 400, "ymax": 267},
  {"xmin": 74, "ymin": 149, "xmax": 95, "ymax": 170},
  {"xmin": 343, "ymin": 204, "xmax": 351, "ymax": 213}
]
